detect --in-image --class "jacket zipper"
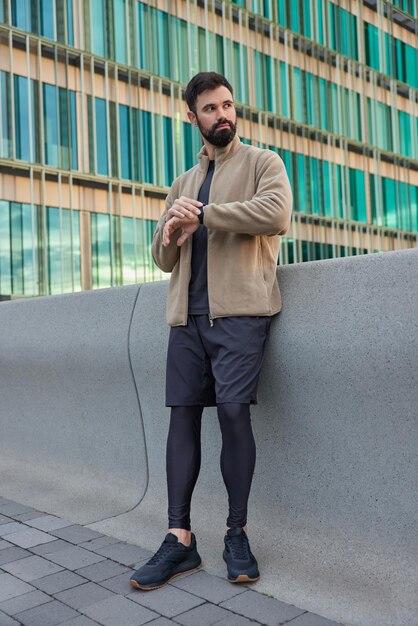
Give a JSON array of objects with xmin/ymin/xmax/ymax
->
[{"xmin": 207, "ymin": 160, "xmax": 215, "ymax": 327}]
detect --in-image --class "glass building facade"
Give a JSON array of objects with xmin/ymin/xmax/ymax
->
[{"xmin": 0, "ymin": 0, "xmax": 417, "ymax": 298}]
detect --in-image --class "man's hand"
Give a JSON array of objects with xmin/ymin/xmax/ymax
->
[
  {"xmin": 163, "ymin": 214, "xmax": 200, "ymax": 247},
  {"xmin": 167, "ymin": 196, "xmax": 203, "ymax": 221}
]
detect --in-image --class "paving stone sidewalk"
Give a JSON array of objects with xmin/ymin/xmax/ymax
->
[{"xmin": 0, "ymin": 497, "xmax": 347, "ymax": 626}]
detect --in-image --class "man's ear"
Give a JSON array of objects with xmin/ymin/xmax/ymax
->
[{"xmin": 187, "ymin": 110, "xmax": 198, "ymax": 126}]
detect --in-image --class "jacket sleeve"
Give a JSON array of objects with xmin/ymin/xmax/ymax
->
[
  {"xmin": 151, "ymin": 184, "xmax": 183, "ymax": 273},
  {"xmin": 202, "ymin": 151, "xmax": 293, "ymax": 236}
]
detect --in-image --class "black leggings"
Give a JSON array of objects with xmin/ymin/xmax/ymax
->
[{"xmin": 166, "ymin": 403, "xmax": 256, "ymax": 531}]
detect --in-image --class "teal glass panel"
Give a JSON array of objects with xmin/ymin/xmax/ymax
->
[
  {"xmin": 382, "ymin": 177, "xmax": 397, "ymax": 228},
  {"xmin": 398, "ymin": 110, "xmax": 411, "ymax": 158},
  {"xmin": 369, "ymin": 174, "xmax": 378, "ymax": 225},
  {"xmin": 397, "ymin": 181, "xmax": 410, "ymax": 231},
  {"xmin": 254, "ymin": 51, "xmax": 267, "ymax": 110},
  {"xmin": 140, "ymin": 109, "xmax": 153, "ymax": 184},
  {"xmin": 281, "ymin": 149, "xmax": 293, "ymax": 189},
  {"xmin": 330, "ymin": 4, "xmax": 358, "ymax": 60},
  {"xmin": 121, "ymin": 216, "xmax": 136, "ymax": 284},
  {"xmin": 157, "ymin": 7, "xmax": 170, "ymax": 77},
  {"xmin": 121, "ymin": 217, "xmax": 159, "ymax": 284},
  {"xmin": 405, "ymin": 44, "xmax": 418, "ymax": 88},
  {"xmin": 291, "ymin": 0, "xmax": 299, "ymax": 33},
  {"xmin": 323, "ymin": 161, "xmax": 332, "ymax": 218},
  {"xmin": 279, "ymin": 62, "xmax": 289, "ymax": 118},
  {"xmin": 43, "ymin": 83, "xmax": 59, "ymax": 166},
  {"xmin": 293, "ymin": 67, "xmax": 305, "ymax": 124},
  {"xmin": 95, "ymin": 97, "xmax": 108, "ymax": 175},
  {"xmin": 310, "ymin": 157, "xmax": 319, "ymax": 215},
  {"xmin": 12, "ymin": 0, "xmax": 32, "ymax": 30},
  {"xmin": 318, "ymin": 78, "xmax": 328, "ymax": 131},
  {"xmin": 330, "ymin": 83, "xmax": 338, "ymax": 134},
  {"xmin": 114, "ymin": 0, "xmax": 127, "ymax": 64},
  {"xmin": 69, "ymin": 90, "xmax": 77, "ymax": 169},
  {"xmin": 0, "ymin": 1, "xmax": 4, "ymax": 21},
  {"xmin": 364, "ymin": 22, "xmax": 379, "ymax": 71},
  {"xmin": 395, "ymin": 38, "xmax": 406, "ymax": 83},
  {"xmin": 59, "ymin": 87, "xmax": 69, "ymax": 168},
  {"xmin": 296, "ymin": 153, "xmax": 306, "ymax": 213},
  {"xmin": 91, "ymin": 0, "xmax": 105, "ymax": 56},
  {"xmin": 10, "ymin": 202, "xmax": 38, "ymax": 296},
  {"xmin": 334, "ymin": 164, "xmax": 343, "ymax": 219},
  {"xmin": 412, "ymin": 187, "xmax": 418, "ymax": 231},
  {"xmin": 67, "ymin": 0, "xmax": 74, "ymax": 45},
  {"xmin": 349, "ymin": 169, "xmax": 366, "ymax": 223},
  {"xmin": 315, "ymin": 0, "xmax": 324, "ymax": 46},
  {"xmin": 137, "ymin": 2, "xmax": 147, "ymax": 71},
  {"xmin": 14, "ymin": 75, "xmax": 36, "ymax": 162},
  {"xmin": 46, "ymin": 206, "xmax": 81, "ymax": 293},
  {"xmin": 91, "ymin": 213, "xmax": 112, "ymax": 288},
  {"xmin": 182, "ymin": 122, "xmax": 201, "ymax": 172},
  {"xmin": 174, "ymin": 11, "xmax": 187, "ymax": 82},
  {"xmin": 163, "ymin": 116, "xmax": 174, "ymax": 186},
  {"xmin": 232, "ymin": 41, "xmax": 249, "ymax": 106},
  {"xmin": 0, "ymin": 71, "xmax": 12, "ymax": 158},
  {"xmin": 306, "ymin": 72, "xmax": 315, "ymax": 127},
  {"xmin": 119, "ymin": 104, "xmax": 131, "ymax": 180},
  {"xmin": 0, "ymin": 200, "xmax": 11, "ymax": 296},
  {"xmin": 41, "ymin": 0, "xmax": 55, "ymax": 39}
]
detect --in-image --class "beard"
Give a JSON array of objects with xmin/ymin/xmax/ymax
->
[{"xmin": 196, "ymin": 117, "xmax": 237, "ymax": 147}]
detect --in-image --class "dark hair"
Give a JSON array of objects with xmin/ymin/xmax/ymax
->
[{"xmin": 185, "ymin": 72, "xmax": 234, "ymax": 113}]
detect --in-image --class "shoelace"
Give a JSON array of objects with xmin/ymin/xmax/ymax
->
[
  {"xmin": 226, "ymin": 535, "xmax": 250, "ymax": 560},
  {"xmin": 147, "ymin": 540, "xmax": 177, "ymax": 565}
]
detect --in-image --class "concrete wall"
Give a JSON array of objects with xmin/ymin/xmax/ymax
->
[{"xmin": 0, "ymin": 248, "xmax": 417, "ymax": 626}]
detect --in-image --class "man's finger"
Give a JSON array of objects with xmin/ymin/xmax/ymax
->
[
  {"xmin": 168, "ymin": 207, "xmax": 197, "ymax": 220},
  {"xmin": 177, "ymin": 230, "xmax": 191, "ymax": 247}
]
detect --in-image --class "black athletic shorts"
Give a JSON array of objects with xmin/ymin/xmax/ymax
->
[{"xmin": 165, "ymin": 314, "xmax": 272, "ymax": 407}]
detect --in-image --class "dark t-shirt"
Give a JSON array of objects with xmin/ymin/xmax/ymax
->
[{"xmin": 188, "ymin": 160, "xmax": 215, "ymax": 314}]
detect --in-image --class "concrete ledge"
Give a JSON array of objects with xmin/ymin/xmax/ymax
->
[
  {"xmin": 0, "ymin": 248, "xmax": 417, "ymax": 626},
  {"xmin": 0, "ymin": 284, "xmax": 147, "ymax": 523}
]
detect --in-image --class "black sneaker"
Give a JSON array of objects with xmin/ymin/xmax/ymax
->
[
  {"xmin": 223, "ymin": 527, "xmax": 260, "ymax": 583},
  {"xmin": 130, "ymin": 532, "xmax": 201, "ymax": 591}
]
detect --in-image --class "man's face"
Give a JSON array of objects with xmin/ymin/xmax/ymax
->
[{"xmin": 188, "ymin": 86, "xmax": 237, "ymax": 148}]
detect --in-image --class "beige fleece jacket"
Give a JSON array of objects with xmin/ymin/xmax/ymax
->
[{"xmin": 151, "ymin": 134, "xmax": 293, "ymax": 326}]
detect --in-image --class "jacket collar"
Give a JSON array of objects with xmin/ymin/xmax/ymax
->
[{"xmin": 197, "ymin": 134, "xmax": 242, "ymax": 170}]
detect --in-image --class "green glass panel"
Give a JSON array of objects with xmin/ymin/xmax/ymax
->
[
  {"xmin": 114, "ymin": 0, "xmax": 127, "ymax": 63},
  {"xmin": 293, "ymin": 67, "xmax": 305, "ymax": 124},
  {"xmin": 69, "ymin": 90, "xmax": 77, "ymax": 169},
  {"xmin": 67, "ymin": 0, "xmax": 74, "ymax": 45},
  {"xmin": 0, "ymin": 200, "xmax": 11, "ymax": 295},
  {"xmin": 43, "ymin": 83, "xmax": 59, "ymax": 166},
  {"xmin": 163, "ymin": 116, "xmax": 174, "ymax": 186},
  {"xmin": 398, "ymin": 110, "xmax": 411, "ymax": 158},
  {"xmin": 41, "ymin": 0, "xmax": 55, "ymax": 39},
  {"xmin": 140, "ymin": 109, "xmax": 153, "ymax": 184},
  {"xmin": 405, "ymin": 44, "xmax": 418, "ymax": 88},
  {"xmin": 349, "ymin": 169, "xmax": 366, "ymax": 223},
  {"xmin": 395, "ymin": 38, "xmax": 405, "ymax": 83},
  {"xmin": 91, "ymin": 0, "xmax": 105, "ymax": 56},
  {"xmin": 12, "ymin": 0, "xmax": 32, "ymax": 31},
  {"xmin": 119, "ymin": 104, "xmax": 131, "ymax": 180},
  {"xmin": 95, "ymin": 97, "xmax": 108, "ymax": 175},
  {"xmin": 383, "ymin": 177, "xmax": 397, "ymax": 228},
  {"xmin": 14, "ymin": 75, "xmax": 36, "ymax": 162},
  {"xmin": 91, "ymin": 212, "xmax": 112, "ymax": 288},
  {"xmin": 0, "ymin": 71, "xmax": 12, "ymax": 158},
  {"xmin": 279, "ymin": 62, "xmax": 288, "ymax": 118},
  {"xmin": 46, "ymin": 206, "xmax": 81, "ymax": 294},
  {"xmin": 364, "ymin": 22, "xmax": 379, "ymax": 71}
]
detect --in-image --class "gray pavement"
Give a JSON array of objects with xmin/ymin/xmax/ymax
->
[{"xmin": 0, "ymin": 497, "xmax": 347, "ymax": 626}]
